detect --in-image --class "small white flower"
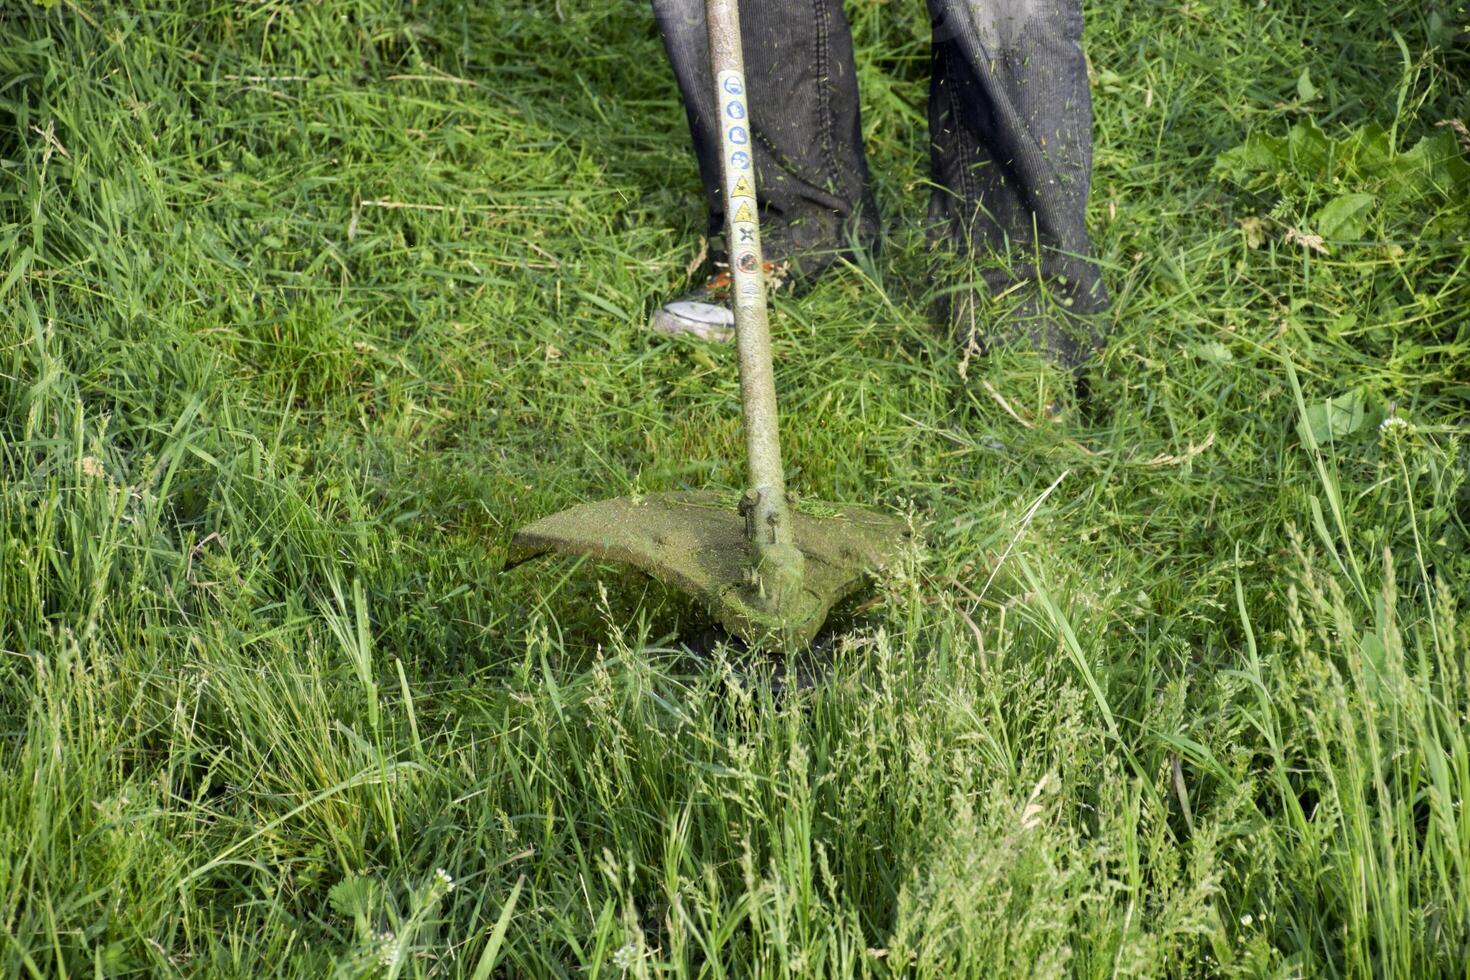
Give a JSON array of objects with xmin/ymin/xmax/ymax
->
[
  {"xmin": 1379, "ymin": 415, "xmax": 1410, "ymax": 433},
  {"xmin": 1240, "ymin": 913, "xmax": 1254, "ymax": 926},
  {"xmin": 376, "ymin": 932, "xmax": 399, "ymax": 968},
  {"xmin": 435, "ymin": 868, "xmax": 455, "ymax": 892},
  {"xmin": 611, "ymin": 941, "xmax": 639, "ymax": 971}
]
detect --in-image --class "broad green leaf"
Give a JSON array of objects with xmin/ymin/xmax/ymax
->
[
  {"xmin": 1388, "ymin": 131, "xmax": 1470, "ymax": 200},
  {"xmin": 1343, "ymin": 123, "xmax": 1393, "ymax": 171},
  {"xmin": 1313, "ymin": 192, "xmax": 1376, "ymax": 240},
  {"xmin": 1296, "ymin": 390, "xmax": 1368, "ymax": 445},
  {"xmin": 1212, "ymin": 133, "xmax": 1289, "ymax": 185},
  {"xmin": 1287, "ymin": 120, "xmax": 1333, "ymax": 176},
  {"xmin": 1296, "ymin": 68, "xmax": 1319, "ymax": 102},
  {"xmin": 328, "ymin": 875, "xmax": 377, "ymax": 919}
]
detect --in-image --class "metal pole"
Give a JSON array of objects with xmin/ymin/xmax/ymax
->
[{"xmin": 706, "ymin": 0, "xmax": 805, "ymax": 610}]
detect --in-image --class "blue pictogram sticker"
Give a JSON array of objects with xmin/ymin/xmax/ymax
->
[
  {"xmin": 725, "ymin": 100, "xmax": 746, "ymax": 121},
  {"xmin": 730, "ymin": 150, "xmax": 751, "ymax": 170},
  {"xmin": 722, "ymin": 76, "xmax": 744, "ymax": 96},
  {"xmin": 727, "ymin": 126, "xmax": 748, "ymax": 146}
]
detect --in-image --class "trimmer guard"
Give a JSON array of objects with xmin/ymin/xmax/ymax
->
[{"xmin": 506, "ymin": 492, "xmax": 909, "ymax": 645}]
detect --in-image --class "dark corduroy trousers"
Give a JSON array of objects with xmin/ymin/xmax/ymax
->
[{"xmin": 651, "ymin": 0, "xmax": 1108, "ymax": 342}]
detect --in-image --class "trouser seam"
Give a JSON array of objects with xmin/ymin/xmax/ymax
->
[
  {"xmin": 942, "ymin": 42, "xmax": 980, "ymax": 247},
  {"xmin": 810, "ymin": 0, "xmax": 841, "ymax": 196}
]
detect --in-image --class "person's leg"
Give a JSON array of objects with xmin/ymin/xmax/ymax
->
[
  {"xmin": 651, "ymin": 0, "xmax": 878, "ymax": 287},
  {"xmin": 926, "ymin": 0, "xmax": 1107, "ymax": 366}
]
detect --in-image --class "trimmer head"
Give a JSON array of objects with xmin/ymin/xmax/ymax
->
[{"xmin": 506, "ymin": 492, "xmax": 909, "ymax": 646}]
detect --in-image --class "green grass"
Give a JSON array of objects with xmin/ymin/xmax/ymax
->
[{"xmin": 2, "ymin": 0, "xmax": 1469, "ymax": 975}]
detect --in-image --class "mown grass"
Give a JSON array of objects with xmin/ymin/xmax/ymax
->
[{"xmin": 2, "ymin": 0, "xmax": 1468, "ymax": 976}]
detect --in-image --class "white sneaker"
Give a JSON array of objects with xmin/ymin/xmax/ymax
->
[
  {"xmin": 651, "ymin": 299, "xmax": 736, "ymax": 342},
  {"xmin": 649, "ymin": 261, "xmax": 789, "ymax": 342}
]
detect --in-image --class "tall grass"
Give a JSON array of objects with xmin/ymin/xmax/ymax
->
[{"xmin": 2, "ymin": 0, "xmax": 1467, "ymax": 975}]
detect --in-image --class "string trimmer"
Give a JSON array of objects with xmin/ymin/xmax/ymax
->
[{"xmin": 506, "ymin": 0, "xmax": 908, "ymax": 646}]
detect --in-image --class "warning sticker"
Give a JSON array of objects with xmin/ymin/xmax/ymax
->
[
  {"xmin": 733, "ymin": 202, "xmax": 754, "ymax": 224},
  {"xmin": 731, "ymin": 176, "xmax": 754, "ymax": 199},
  {"xmin": 736, "ymin": 253, "xmax": 759, "ymax": 274}
]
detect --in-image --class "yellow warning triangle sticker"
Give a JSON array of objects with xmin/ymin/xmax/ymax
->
[
  {"xmin": 731, "ymin": 176, "xmax": 755, "ymax": 199},
  {"xmin": 733, "ymin": 202, "xmax": 754, "ymax": 224}
]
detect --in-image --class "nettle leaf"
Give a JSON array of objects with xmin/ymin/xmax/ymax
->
[
  {"xmin": 1212, "ymin": 133, "xmax": 1289, "ymax": 186},
  {"xmin": 1216, "ymin": 120, "xmax": 1469, "ymax": 244},
  {"xmin": 1296, "ymin": 389, "xmax": 1380, "ymax": 445},
  {"xmin": 1214, "ymin": 121, "xmax": 1335, "ymax": 188},
  {"xmin": 1342, "ymin": 123, "xmax": 1393, "ymax": 172},
  {"xmin": 1386, "ymin": 131, "xmax": 1470, "ymax": 201},
  {"xmin": 1313, "ymin": 193, "xmax": 1376, "ymax": 241},
  {"xmin": 1287, "ymin": 120, "xmax": 1333, "ymax": 177}
]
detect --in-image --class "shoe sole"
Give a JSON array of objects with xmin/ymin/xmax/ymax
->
[{"xmin": 650, "ymin": 301, "xmax": 735, "ymax": 343}]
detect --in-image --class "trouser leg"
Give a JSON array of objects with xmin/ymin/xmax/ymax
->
[
  {"xmin": 651, "ymin": 0, "xmax": 879, "ymax": 281},
  {"xmin": 927, "ymin": 0, "xmax": 1107, "ymax": 352}
]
